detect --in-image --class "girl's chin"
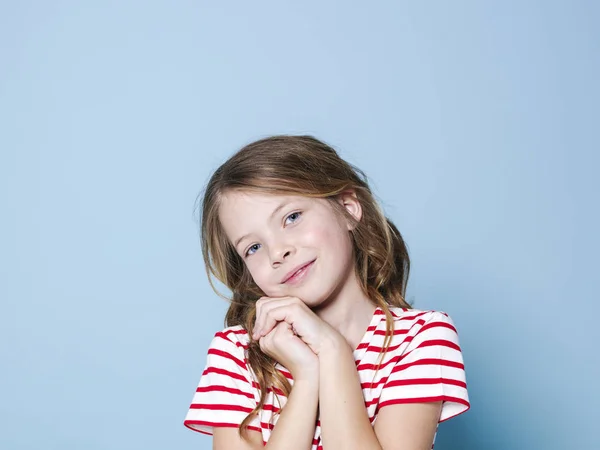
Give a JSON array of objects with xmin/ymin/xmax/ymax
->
[
  {"xmin": 265, "ymin": 285, "xmax": 333, "ymax": 308},
  {"xmin": 302, "ymin": 293, "xmax": 335, "ymax": 311}
]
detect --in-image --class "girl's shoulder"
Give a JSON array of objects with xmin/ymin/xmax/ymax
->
[
  {"xmin": 385, "ymin": 306, "xmax": 458, "ymax": 331},
  {"xmin": 209, "ymin": 324, "xmax": 251, "ymax": 352},
  {"xmin": 388, "ymin": 306, "xmax": 453, "ymax": 319}
]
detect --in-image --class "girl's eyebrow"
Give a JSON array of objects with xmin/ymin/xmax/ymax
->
[
  {"xmin": 233, "ymin": 200, "xmax": 291, "ymax": 249},
  {"xmin": 268, "ymin": 200, "xmax": 290, "ymax": 221},
  {"xmin": 234, "ymin": 234, "xmax": 250, "ymax": 249}
]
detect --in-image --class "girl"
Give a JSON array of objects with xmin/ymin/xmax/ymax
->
[{"xmin": 184, "ymin": 135, "xmax": 469, "ymax": 450}]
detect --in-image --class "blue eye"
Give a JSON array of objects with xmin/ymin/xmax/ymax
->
[
  {"xmin": 245, "ymin": 243, "xmax": 261, "ymax": 257},
  {"xmin": 285, "ymin": 211, "xmax": 302, "ymax": 225}
]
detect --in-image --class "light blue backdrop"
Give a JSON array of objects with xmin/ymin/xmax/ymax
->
[{"xmin": 1, "ymin": 1, "xmax": 598, "ymax": 449}]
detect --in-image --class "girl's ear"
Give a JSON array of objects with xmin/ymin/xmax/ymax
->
[{"xmin": 336, "ymin": 190, "xmax": 362, "ymax": 230}]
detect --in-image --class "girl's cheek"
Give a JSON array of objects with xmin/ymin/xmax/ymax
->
[
  {"xmin": 247, "ymin": 257, "xmax": 269, "ymax": 286},
  {"xmin": 302, "ymin": 224, "xmax": 337, "ymax": 246}
]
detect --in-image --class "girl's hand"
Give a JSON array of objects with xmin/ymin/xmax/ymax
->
[
  {"xmin": 253, "ymin": 296, "xmax": 339, "ymax": 355},
  {"xmin": 258, "ymin": 321, "xmax": 319, "ymax": 382}
]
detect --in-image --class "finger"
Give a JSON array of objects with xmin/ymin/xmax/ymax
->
[
  {"xmin": 253, "ymin": 297, "xmax": 272, "ymax": 339},
  {"xmin": 258, "ymin": 322, "xmax": 292, "ymax": 355},
  {"xmin": 253, "ymin": 297, "xmax": 301, "ymax": 339},
  {"xmin": 255, "ymin": 303, "xmax": 302, "ymax": 339},
  {"xmin": 253, "ymin": 297, "xmax": 297, "ymax": 339},
  {"xmin": 257, "ymin": 322, "xmax": 285, "ymax": 350}
]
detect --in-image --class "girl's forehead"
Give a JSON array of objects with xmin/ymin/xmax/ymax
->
[{"xmin": 220, "ymin": 191, "xmax": 308, "ymax": 209}]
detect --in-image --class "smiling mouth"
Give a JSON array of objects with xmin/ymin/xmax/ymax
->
[{"xmin": 283, "ymin": 259, "xmax": 316, "ymax": 284}]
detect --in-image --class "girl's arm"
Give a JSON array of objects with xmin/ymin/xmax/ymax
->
[
  {"xmin": 213, "ymin": 378, "xmax": 319, "ymax": 450},
  {"xmin": 214, "ymin": 320, "xmax": 320, "ymax": 450},
  {"xmin": 318, "ymin": 335, "xmax": 440, "ymax": 450},
  {"xmin": 265, "ymin": 378, "xmax": 319, "ymax": 449}
]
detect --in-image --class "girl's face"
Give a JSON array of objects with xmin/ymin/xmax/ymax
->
[{"xmin": 218, "ymin": 190, "xmax": 362, "ymax": 308}]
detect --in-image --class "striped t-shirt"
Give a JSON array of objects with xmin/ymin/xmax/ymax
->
[{"xmin": 184, "ymin": 307, "xmax": 470, "ymax": 448}]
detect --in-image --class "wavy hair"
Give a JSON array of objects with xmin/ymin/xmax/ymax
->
[{"xmin": 197, "ymin": 135, "xmax": 411, "ymax": 438}]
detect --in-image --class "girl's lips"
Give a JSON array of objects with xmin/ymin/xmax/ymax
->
[{"xmin": 283, "ymin": 259, "xmax": 316, "ymax": 285}]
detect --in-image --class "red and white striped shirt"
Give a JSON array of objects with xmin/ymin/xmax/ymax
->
[{"xmin": 184, "ymin": 307, "xmax": 470, "ymax": 449}]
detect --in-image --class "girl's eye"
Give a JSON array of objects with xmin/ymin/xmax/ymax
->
[
  {"xmin": 285, "ymin": 211, "xmax": 302, "ymax": 225},
  {"xmin": 245, "ymin": 243, "xmax": 261, "ymax": 257}
]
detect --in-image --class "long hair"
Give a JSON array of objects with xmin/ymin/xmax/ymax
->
[{"xmin": 197, "ymin": 135, "xmax": 411, "ymax": 437}]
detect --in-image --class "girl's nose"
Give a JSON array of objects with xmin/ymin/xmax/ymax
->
[{"xmin": 270, "ymin": 246, "xmax": 294, "ymax": 266}]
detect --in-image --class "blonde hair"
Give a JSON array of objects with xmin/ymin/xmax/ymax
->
[{"xmin": 197, "ymin": 135, "xmax": 411, "ymax": 437}]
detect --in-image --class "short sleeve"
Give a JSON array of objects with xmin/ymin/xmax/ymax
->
[
  {"xmin": 183, "ymin": 329, "xmax": 260, "ymax": 435},
  {"xmin": 379, "ymin": 311, "xmax": 470, "ymax": 422}
]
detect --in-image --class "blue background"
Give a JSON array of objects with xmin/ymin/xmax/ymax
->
[{"xmin": 1, "ymin": 1, "xmax": 598, "ymax": 449}]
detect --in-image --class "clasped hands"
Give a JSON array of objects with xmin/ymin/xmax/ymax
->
[{"xmin": 251, "ymin": 296, "xmax": 344, "ymax": 381}]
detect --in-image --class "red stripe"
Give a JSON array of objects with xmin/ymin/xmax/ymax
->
[
  {"xmin": 371, "ymin": 315, "xmax": 428, "ymax": 336},
  {"xmin": 196, "ymin": 385, "xmax": 254, "ymax": 399},
  {"xmin": 390, "ymin": 358, "xmax": 465, "ymax": 373},
  {"xmin": 214, "ymin": 331, "xmax": 235, "ymax": 341},
  {"xmin": 356, "ymin": 340, "xmax": 406, "ymax": 353},
  {"xmin": 183, "ymin": 420, "xmax": 261, "ymax": 434},
  {"xmin": 421, "ymin": 320, "xmax": 457, "ymax": 334},
  {"xmin": 214, "ymin": 332, "xmax": 249, "ymax": 349},
  {"xmin": 386, "ymin": 339, "xmax": 460, "ymax": 366},
  {"xmin": 371, "ymin": 319, "xmax": 425, "ymax": 337},
  {"xmin": 413, "ymin": 339, "xmax": 461, "ymax": 352},
  {"xmin": 262, "ymin": 403, "xmax": 281, "ymax": 413},
  {"xmin": 370, "ymin": 316, "xmax": 456, "ymax": 346},
  {"xmin": 260, "ymin": 421, "xmax": 275, "ymax": 430},
  {"xmin": 358, "ymin": 355, "xmax": 464, "ymax": 372},
  {"xmin": 372, "ymin": 328, "xmax": 409, "ymax": 336},
  {"xmin": 278, "ymin": 368, "xmax": 293, "ymax": 380},
  {"xmin": 230, "ymin": 328, "xmax": 249, "ymax": 335},
  {"xmin": 393, "ymin": 310, "xmax": 433, "ymax": 322},
  {"xmin": 360, "ymin": 360, "xmax": 465, "ymax": 389},
  {"xmin": 248, "ymin": 380, "xmax": 286, "ymax": 397},
  {"xmin": 226, "ymin": 328, "xmax": 251, "ymax": 349},
  {"xmin": 378, "ymin": 395, "xmax": 470, "ymax": 410},
  {"xmin": 203, "ymin": 367, "xmax": 248, "ymax": 384},
  {"xmin": 357, "ymin": 352, "xmax": 403, "ymax": 371},
  {"xmin": 365, "ymin": 396, "xmax": 379, "ymax": 407},
  {"xmin": 208, "ymin": 348, "xmax": 247, "ymax": 370},
  {"xmin": 272, "ymin": 386, "xmax": 286, "ymax": 396},
  {"xmin": 384, "ymin": 377, "xmax": 467, "ymax": 389},
  {"xmin": 189, "ymin": 403, "xmax": 253, "ymax": 413},
  {"xmin": 215, "ymin": 328, "xmax": 248, "ymax": 339}
]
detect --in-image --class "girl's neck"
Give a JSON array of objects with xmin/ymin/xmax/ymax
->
[{"xmin": 313, "ymin": 269, "xmax": 377, "ymax": 350}]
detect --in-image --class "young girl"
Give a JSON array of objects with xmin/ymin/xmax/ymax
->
[{"xmin": 183, "ymin": 135, "xmax": 470, "ymax": 449}]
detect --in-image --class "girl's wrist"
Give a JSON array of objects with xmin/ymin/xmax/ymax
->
[
  {"xmin": 292, "ymin": 369, "xmax": 320, "ymax": 387},
  {"xmin": 288, "ymin": 354, "xmax": 320, "ymax": 383},
  {"xmin": 317, "ymin": 331, "xmax": 351, "ymax": 358}
]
